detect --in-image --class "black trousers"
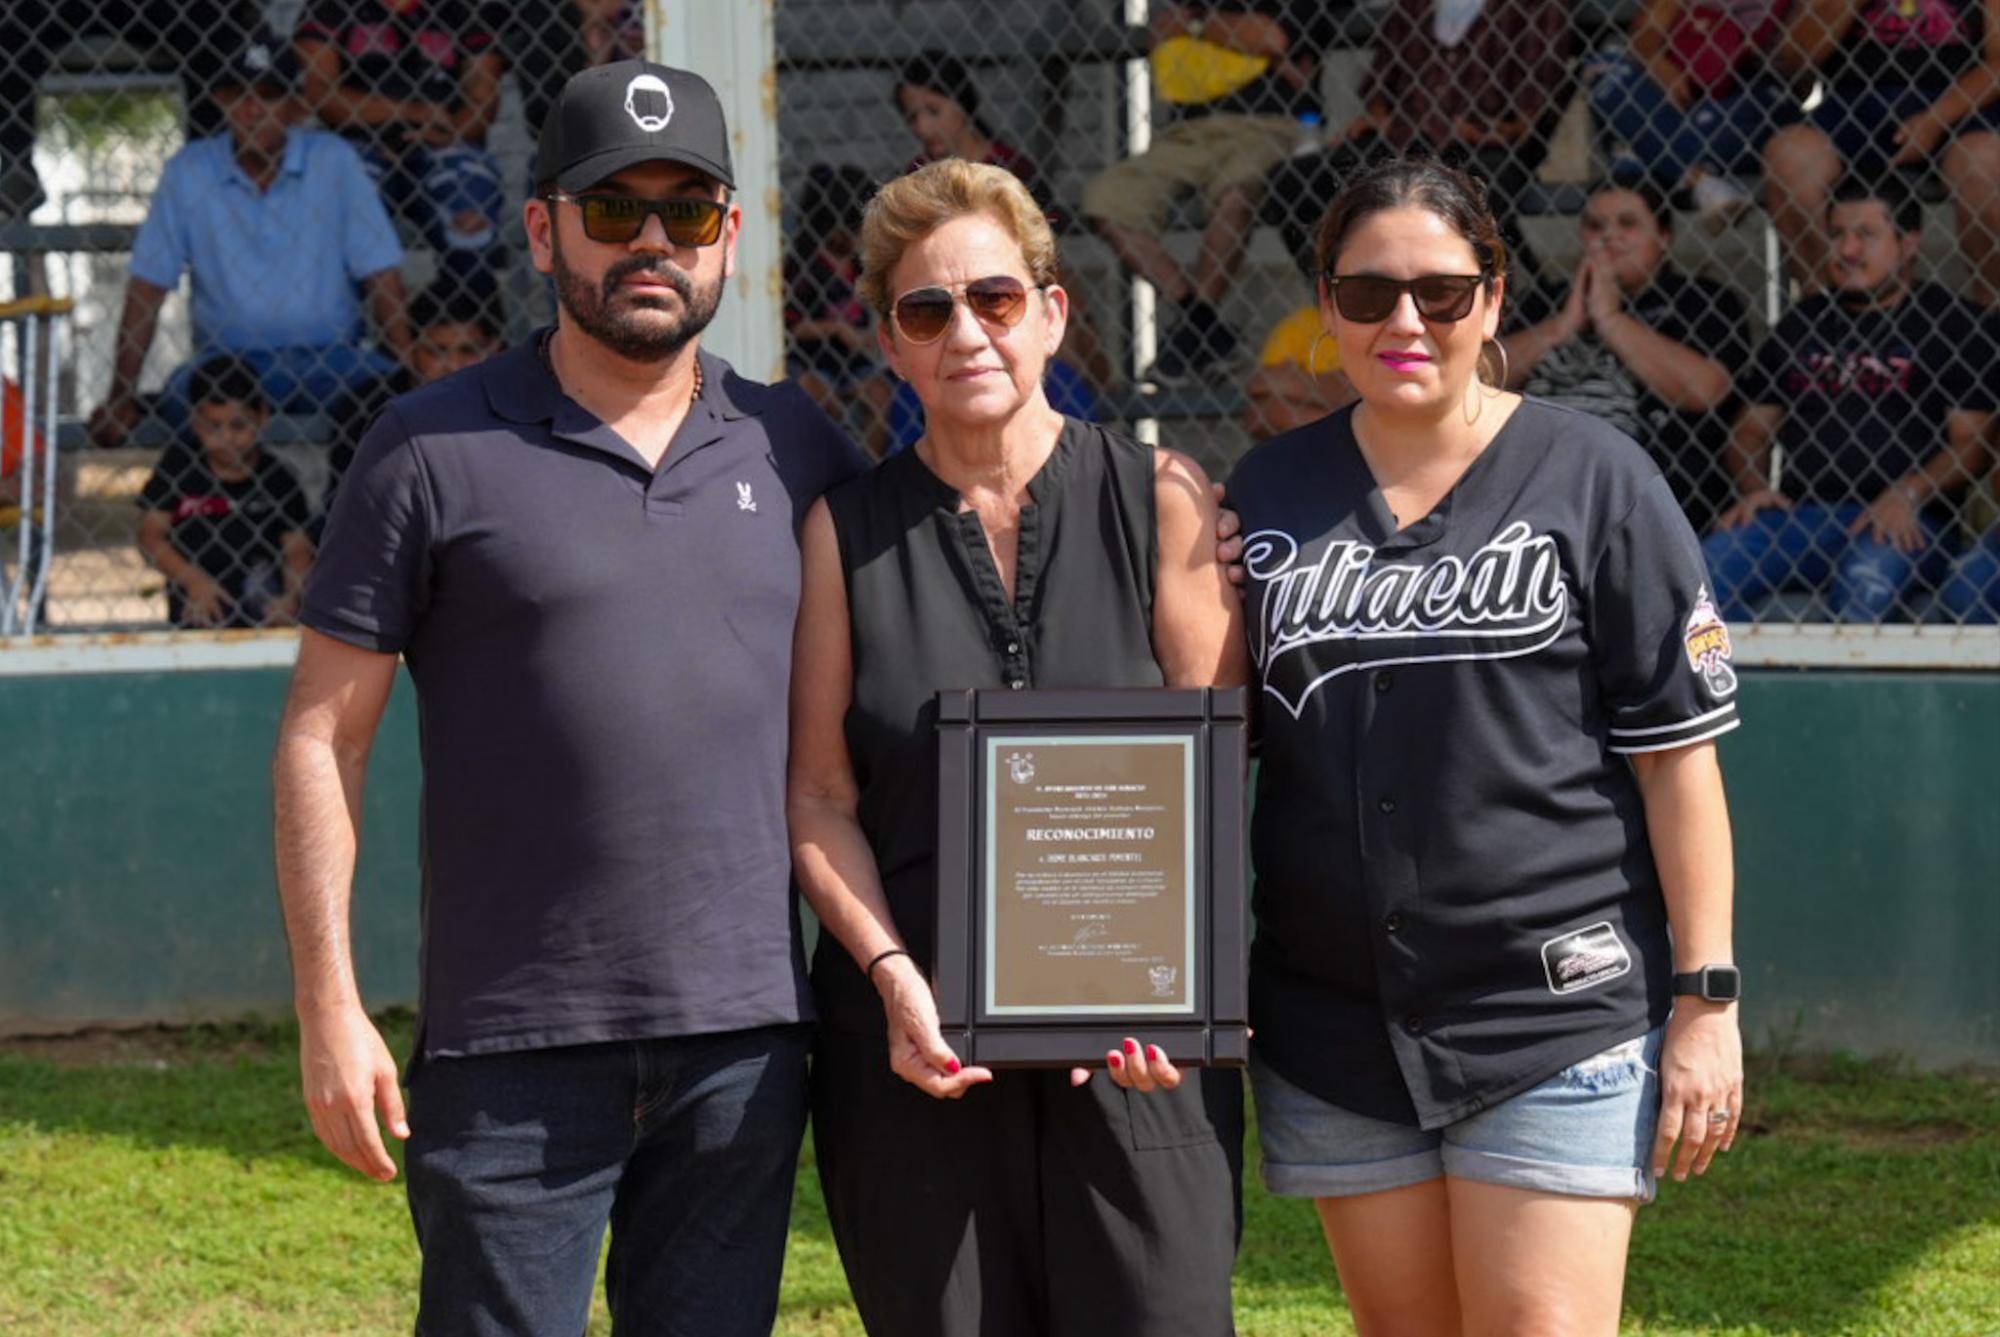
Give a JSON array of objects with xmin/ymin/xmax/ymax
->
[{"xmin": 812, "ymin": 1026, "xmax": 1244, "ymax": 1337}]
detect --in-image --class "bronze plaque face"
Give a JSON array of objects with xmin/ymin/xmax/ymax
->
[{"xmin": 982, "ymin": 735, "xmax": 1196, "ymax": 1016}]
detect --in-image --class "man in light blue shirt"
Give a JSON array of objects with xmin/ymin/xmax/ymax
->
[{"xmin": 89, "ymin": 34, "xmax": 412, "ymax": 447}]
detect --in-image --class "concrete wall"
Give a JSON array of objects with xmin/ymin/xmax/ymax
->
[{"xmin": 1, "ymin": 664, "xmax": 1993, "ymax": 1065}]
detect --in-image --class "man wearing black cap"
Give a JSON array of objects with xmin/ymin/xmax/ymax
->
[
  {"xmin": 88, "ymin": 32, "xmax": 411, "ymax": 448},
  {"xmin": 275, "ymin": 59, "xmax": 868, "ymax": 1335}
]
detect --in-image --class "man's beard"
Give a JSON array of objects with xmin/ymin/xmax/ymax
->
[{"xmin": 551, "ymin": 230, "xmax": 724, "ymax": 361}]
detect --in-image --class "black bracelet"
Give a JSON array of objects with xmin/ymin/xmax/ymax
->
[{"xmin": 865, "ymin": 947, "xmax": 912, "ymax": 983}]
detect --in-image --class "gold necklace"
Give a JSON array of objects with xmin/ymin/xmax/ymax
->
[{"xmin": 540, "ymin": 329, "xmax": 703, "ymax": 410}]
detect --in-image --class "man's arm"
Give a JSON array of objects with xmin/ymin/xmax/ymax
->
[
  {"xmin": 364, "ymin": 269, "xmax": 413, "ymax": 367},
  {"xmin": 1847, "ymin": 409, "xmax": 1995, "ymax": 551},
  {"xmin": 88, "ymin": 278, "xmax": 169, "ymax": 446},
  {"xmin": 273, "ymin": 628, "xmax": 409, "ymax": 1180},
  {"xmin": 1714, "ymin": 404, "xmax": 1787, "ymax": 531},
  {"xmin": 1597, "ymin": 311, "xmax": 1732, "ymax": 411}
]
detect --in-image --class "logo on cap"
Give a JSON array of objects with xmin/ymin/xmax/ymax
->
[{"xmin": 624, "ymin": 73, "xmax": 674, "ymax": 133}]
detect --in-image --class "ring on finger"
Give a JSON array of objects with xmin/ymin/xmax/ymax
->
[{"xmin": 1708, "ymin": 1109, "xmax": 1732, "ymax": 1125}]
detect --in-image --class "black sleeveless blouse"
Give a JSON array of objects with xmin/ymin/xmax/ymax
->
[{"xmin": 814, "ymin": 419, "xmax": 1166, "ymax": 1029}]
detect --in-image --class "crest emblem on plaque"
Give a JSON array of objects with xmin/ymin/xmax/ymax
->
[
  {"xmin": 1007, "ymin": 751, "xmax": 1035, "ymax": 784},
  {"xmin": 1148, "ymin": 964, "xmax": 1178, "ymax": 998}
]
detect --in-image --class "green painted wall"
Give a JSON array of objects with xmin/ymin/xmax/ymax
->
[
  {"xmin": 1, "ymin": 667, "xmax": 1994, "ymax": 1064},
  {"xmin": 0, "ymin": 668, "xmax": 422, "ymax": 1033}
]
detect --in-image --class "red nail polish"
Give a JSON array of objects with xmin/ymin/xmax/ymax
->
[
  {"xmin": 1147, "ymin": 1045, "xmax": 1164, "ymax": 1063},
  {"xmin": 1124, "ymin": 1038, "xmax": 1140, "ymax": 1055},
  {"xmin": 946, "ymin": 1057, "xmax": 961, "ymax": 1075},
  {"xmin": 1108, "ymin": 1052, "xmax": 1123, "ymax": 1068}
]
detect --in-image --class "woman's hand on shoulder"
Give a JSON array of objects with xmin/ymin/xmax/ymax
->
[{"xmin": 876, "ymin": 954, "xmax": 993, "ymax": 1099}]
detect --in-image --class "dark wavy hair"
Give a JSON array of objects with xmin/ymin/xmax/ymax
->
[{"xmin": 1313, "ymin": 156, "xmax": 1509, "ymax": 298}]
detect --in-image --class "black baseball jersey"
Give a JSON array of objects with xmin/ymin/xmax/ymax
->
[{"xmin": 1226, "ymin": 398, "xmax": 1740, "ymax": 1129}]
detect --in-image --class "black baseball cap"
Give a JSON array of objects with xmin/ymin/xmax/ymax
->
[
  {"xmin": 535, "ymin": 60, "xmax": 735, "ymax": 193},
  {"xmin": 221, "ymin": 31, "xmax": 301, "ymax": 95}
]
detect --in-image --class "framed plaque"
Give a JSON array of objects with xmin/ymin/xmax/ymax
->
[{"xmin": 934, "ymin": 686, "xmax": 1250, "ymax": 1068}]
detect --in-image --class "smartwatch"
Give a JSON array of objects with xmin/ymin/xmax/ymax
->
[{"xmin": 1673, "ymin": 964, "xmax": 1741, "ymax": 1002}]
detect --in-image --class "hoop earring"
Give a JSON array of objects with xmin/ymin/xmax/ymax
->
[
  {"xmin": 1306, "ymin": 330, "xmax": 1332, "ymax": 377},
  {"xmin": 1479, "ymin": 338, "xmax": 1509, "ymax": 390}
]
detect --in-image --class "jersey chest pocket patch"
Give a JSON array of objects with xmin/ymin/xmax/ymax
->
[{"xmin": 1541, "ymin": 922, "xmax": 1633, "ymax": 995}]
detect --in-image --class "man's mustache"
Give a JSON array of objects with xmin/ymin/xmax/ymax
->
[{"xmin": 605, "ymin": 258, "xmax": 692, "ymax": 299}]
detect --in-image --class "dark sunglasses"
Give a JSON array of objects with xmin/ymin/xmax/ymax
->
[
  {"xmin": 547, "ymin": 193, "xmax": 728, "ymax": 247},
  {"xmin": 1322, "ymin": 273, "xmax": 1485, "ymax": 324},
  {"xmin": 891, "ymin": 275, "xmax": 1041, "ymax": 344}
]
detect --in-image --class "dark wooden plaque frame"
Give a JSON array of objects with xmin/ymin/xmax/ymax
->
[{"xmin": 934, "ymin": 686, "xmax": 1250, "ymax": 1068}]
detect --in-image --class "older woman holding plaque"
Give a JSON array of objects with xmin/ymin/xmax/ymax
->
[{"xmin": 787, "ymin": 159, "xmax": 1247, "ymax": 1337}]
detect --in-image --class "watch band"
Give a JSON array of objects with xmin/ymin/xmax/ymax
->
[{"xmin": 1673, "ymin": 965, "xmax": 1741, "ymax": 1001}]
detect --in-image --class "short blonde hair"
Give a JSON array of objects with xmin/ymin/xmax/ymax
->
[{"xmin": 857, "ymin": 159, "xmax": 1059, "ymax": 317}]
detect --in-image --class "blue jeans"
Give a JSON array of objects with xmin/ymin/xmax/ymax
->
[
  {"xmin": 1588, "ymin": 51, "xmax": 1795, "ymax": 186},
  {"xmin": 1940, "ymin": 531, "xmax": 2000, "ymax": 624},
  {"xmin": 404, "ymin": 1024, "xmax": 811, "ymax": 1337},
  {"xmin": 1700, "ymin": 501, "xmax": 1945, "ymax": 622},
  {"xmin": 1252, "ymin": 1028, "xmax": 1664, "ymax": 1202},
  {"xmin": 363, "ymin": 141, "xmax": 506, "ymax": 290},
  {"xmin": 156, "ymin": 343, "xmax": 400, "ymax": 423}
]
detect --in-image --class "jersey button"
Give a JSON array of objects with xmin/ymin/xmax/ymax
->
[
  {"xmin": 1403, "ymin": 1015, "xmax": 1425, "ymax": 1036},
  {"xmin": 1383, "ymin": 912, "xmax": 1404, "ymax": 934},
  {"xmin": 1009, "ymin": 679, "xmax": 1026, "ymax": 690},
  {"xmin": 1374, "ymin": 672, "xmax": 1394, "ymax": 694},
  {"xmin": 1377, "ymin": 797, "xmax": 1397, "ymax": 815}
]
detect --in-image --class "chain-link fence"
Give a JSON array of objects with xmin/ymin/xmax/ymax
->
[{"xmin": 4, "ymin": 1, "xmax": 1998, "ymax": 639}]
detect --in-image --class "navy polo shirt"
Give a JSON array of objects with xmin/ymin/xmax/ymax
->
[
  {"xmin": 1228, "ymin": 400, "xmax": 1741, "ymax": 1129},
  {"xmin": 301, "ymin": 338, "xmax": 868, "ymax": 1056}
]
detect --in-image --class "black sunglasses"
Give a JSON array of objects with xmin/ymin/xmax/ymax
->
[
  {"xmin": 1322, "ymin": 273, "xmax": 1485, "ymax": 324},
  {"xmin": 890, "ymin": 275, "xmax": 1042, "ymax": 344},
  {"xmin": 547, "ymin": 193, "xmax": 728, "ymax": 247}
]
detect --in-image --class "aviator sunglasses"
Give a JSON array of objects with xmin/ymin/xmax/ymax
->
[
  {"xmin": 546, "ymin": 193, "xmax": 729, "ymax": 247},
  {"xmin": 891, "ymin": 275, "xmax": 1043, "ymax": 344},
  {"xmin": 1322, "ymin": 273, "xmax": 1485, "ymax": 324}
]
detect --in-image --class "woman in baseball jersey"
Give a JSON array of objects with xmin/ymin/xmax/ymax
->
[{"xmin": 1225, "ymin": 156, "xmax": 1745, "ymax": 1333}]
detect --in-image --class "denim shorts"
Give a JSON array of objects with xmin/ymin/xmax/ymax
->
[{"xmin": 1252, "ymin": 1027, "xmax": 1663, "ymax": 1204}]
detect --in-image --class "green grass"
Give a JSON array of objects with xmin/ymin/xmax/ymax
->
[{"xmin": 1, "ymin": 1017, "xmax": 1996, "ymax": 1336}]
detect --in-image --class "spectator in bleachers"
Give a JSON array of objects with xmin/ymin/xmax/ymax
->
[
  {"xmin": 1501, "ymin": 180, "xmax": 1750, "ymax": 532},
  {"xmin": 1762, "ymin": 0, "xmax": 2000, "ymax": 304},
  {"xmin": 1083, "ymin": 3, "xmax": 1340, "ymax": 384},
  {"xmin": 786, "ymin": 164, "xmax": 895, "ymax": 458},
  {"xmin": 135, "ymin": 355, "xmax": 313, "ymax": 629},
  {"xmin": 317, "ymin": 282, "xmax": 501, "ymax": 540},
  {"xmin": 1343, "ymin": 0, "xmax": 1574, "ymax": 287},
  {"xmin": 507, "ymin": 0, "xmax": 643, "ymax": 135},
  {"xmin": 297, "ymin": 0, "xmax": 510, "ymax": 298},
  {"xmin": 896, "ymin": 51, "xmax": 1053, "ymax": 213},
  {"xmin": 87, "ymin": 33, "xmax": 410, "ymax": 450},
  {"xmin": 1703, "ymin": 174, "xmax": 1997, "ymax": 620},
  {"xmin": 1586, "ymin": 0, "xmax": 1801, "ymax": 227},
  {"xmin": 896, "ymin": 51, "xmax": 1114, "ymax": 390},
  {"xmin": 0, "ymin": 0, "xmax": 256, "ymax": 219}
]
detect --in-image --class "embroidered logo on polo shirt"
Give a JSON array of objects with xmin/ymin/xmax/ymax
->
[
  {"xmin": 1541, "ymin": 922, "xmax": 1633, "ymax": 995},
  {"xmin": 736, "ymin": 481, "xmax": 757, "ymax": 513},
  {"xmin": 624, "ymin": 73, "xmax": 674, "ymax": 133},
  {"xmin": 1244, "ymin": 520, "xmax": 1571, "ymax": 718},
  {"xmin": 1683, "ymin": 585, "xmax": 1737, "ymax": 700}
]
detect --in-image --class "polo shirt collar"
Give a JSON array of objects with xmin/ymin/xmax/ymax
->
[
  {"xmin": 483, "ymin": 333, "xmax": 756, "ymax": 469},
  {"xmin": 223, "ymin": 129, "xmax": 307, "ymax": 193}
]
